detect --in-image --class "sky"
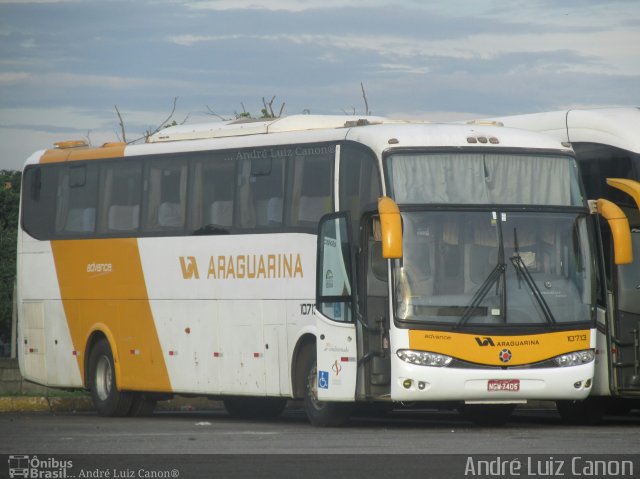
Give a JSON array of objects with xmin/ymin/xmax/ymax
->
[{"xmin": 0, "ymin": 0, "xmax": 639, "ymax": 170}]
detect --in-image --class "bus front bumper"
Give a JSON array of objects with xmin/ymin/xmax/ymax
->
[{"xmin": 390, "ymin": 361, "xmax": 594, "ymax": 402}]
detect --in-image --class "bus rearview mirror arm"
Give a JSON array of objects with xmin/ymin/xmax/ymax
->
[
  {"xmin": 590, "ymin": 198, "xmax": 632, "ymax": 265},
  {"xmin": 606, "ymin": 178, "xmax": 640, "ymax": 210}
]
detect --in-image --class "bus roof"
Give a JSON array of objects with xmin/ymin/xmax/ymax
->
[
  {"xmin": 484, "ymin": 107, "xmax": 640, "ymax": 154},
  {"xmin": 343, "ymin": 122, "xmax": 571, "ymax": 153},
  {"xmin": 26, "ymin": 115, "xmax": 572, "ymax": 167},
  {"xmin": 147, "ymin": 114, "xmax": 396, "ymax": 142}
]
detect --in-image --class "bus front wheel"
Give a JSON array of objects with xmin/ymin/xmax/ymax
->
[
  {"xmin": 303, "ymin": 350, "xmax": 352, "ymax": 427},
  {"xmin": 89, "ymin": 339, "xmax": 133, "ymax": 417},
  {"xmin": 556, "ymin": 398, "xmax": 605, "ymax": 425}
]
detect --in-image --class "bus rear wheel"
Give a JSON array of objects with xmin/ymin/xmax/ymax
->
[
  {"xmin": 89, "ymin": 339, "xmax": 133, "ymax": 417},
  {"xmin": 223, "ymin": 396, "xmax": 287, "ymax": 419},
  {"xmin": 129, "ymin": 394, "xmax": 157, "ymax": 417},
  {"xmin": 303, "ymin": 350, "xmax": 352, "ymax": 427}
]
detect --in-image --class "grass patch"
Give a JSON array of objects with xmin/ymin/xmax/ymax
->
[{"xmin": 4, "ymin": 389, "xmax": 89, "ymax": 398}]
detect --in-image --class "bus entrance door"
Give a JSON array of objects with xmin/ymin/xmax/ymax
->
[
  {"xmin": 315, "ymin": 213, "xmax": 357, "ymax": 401},
  {"xmin": 361, "ymin": 219, "xmax": 391, "ymax": 396},
  {"xmin": 315, "ymin": 311, "xmax": 357, "ymax": 401},
  {"xmin": 608, "ymin": 179, "xmax": 640, "ymax": 394},
  {"xmin": 611, "ymin": 227, "xmax": 640, "ymax": 393}
]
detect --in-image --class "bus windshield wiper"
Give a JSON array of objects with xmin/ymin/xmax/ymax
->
[
  {"xmin": 509, "ymin": 228, "xmax": 556, "ymax": 326},
  {"xmin": 455, "ymin": 263, "xmax": 505, "ymax": 329},
  {"xmin": 456, "ymin": 213, "xmax": 506, "ymax": 329}
]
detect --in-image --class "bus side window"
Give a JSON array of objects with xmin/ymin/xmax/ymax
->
[
  {"xmin": 573, "ymin": 142, "xmax": 636, "ymax": 293},
  {"xmin": 289, "ymin": 145, "xmax": 334, "ymax": 229},
  {"xmin": 339, "ymin": 143, "xmax": 381, "ymax": 242},
  {"xmin": 574, "ymin": 143, "xmax": 635, "ymax": 209},
  {"xmin": 237, "ymin": 151, "xmax": 286, "ymax": 229},
  {"xmin": 55, "ymin": 164, "xmax": 99, "ymax": 235},
  {"xmin": 22, "ymin": 165, "xmax": 59, "ymax": 240},
  {"xmin": 190, "ymin": 154, "xmax": 236, "ymax": 232},
  {"xmin": 144, "ymin": 159, "xmax": 187, "ymax": 232},
  {"xmin": 99, "ymin": 161, "xmax": 142, "ymax": 234}
]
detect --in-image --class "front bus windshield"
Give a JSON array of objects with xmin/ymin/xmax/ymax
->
[{"xmin": 385, "ymin": 151, "xmax": 596, "ymax": 328}]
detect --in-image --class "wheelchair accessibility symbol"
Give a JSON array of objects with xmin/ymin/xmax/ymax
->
[{"xmin": 318, "ymin": 370, "xmax": 329, "ymax": 389}]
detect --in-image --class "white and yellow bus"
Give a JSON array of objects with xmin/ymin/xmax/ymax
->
[
  {"xmin": 481, "ymin": 107, "xmax": 640, "ymax": 423},
  {"xmin": 17, "ymin": 115, "xmax": 630, "ymax": 426}
]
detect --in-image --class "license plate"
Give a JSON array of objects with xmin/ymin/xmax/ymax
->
[{"xmin": 487, "ymin": 379, "xmax": 520, "ymax": 392}]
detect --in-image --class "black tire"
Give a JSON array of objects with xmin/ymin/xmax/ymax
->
[
  {"xmin": 89, "ymin": 339, "xmax": 133, "ymax": 417},
  {"xmin": 129, "ymin": 394, "xmax": 157, "ymax": 417},
  {"xmin": 556, "ymin": 398, "xmax": 606, "ymax": 425},
  {"xmin": 223, "ymin": 396, "xmax": 287, "ymax": 419},
  {"xmin": 458, "ymin": 404, "xmax": 515, "ymax": 426},
  {"xmin": 303, "ymin": 349, "xmax": 352, "ymax": 427},
  {"xmin": 605, "ymin": 398, "xmax": 633, "ymax": 416}
]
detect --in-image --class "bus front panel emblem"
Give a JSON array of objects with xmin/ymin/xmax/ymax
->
[{"xmin": 499, "ymin": 349, "xmax": 512, "ymax": 363}]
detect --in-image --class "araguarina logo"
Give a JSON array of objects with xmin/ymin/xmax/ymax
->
[{"xmin": 475, "ymin": 337, "xmax": 495, "ymax": 347}]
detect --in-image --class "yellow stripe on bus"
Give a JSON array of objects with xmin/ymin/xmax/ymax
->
[
  {"xmin": 408, "ymin": 329, "xmax": 591, "ymax": 366},
  {"xmin": 51, "ymin": 238, "xmax": 172, "ymax": 392}
]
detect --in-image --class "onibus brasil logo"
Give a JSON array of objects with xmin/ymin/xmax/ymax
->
[{"xmin": 8, "ymin": 455, "xmax": 72, "ymax": 478}]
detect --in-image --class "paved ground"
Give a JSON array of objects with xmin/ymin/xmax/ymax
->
[
  {"xmin": 3, "ymin": 406, "xmax": 640, "ymax": 478},
  {"xmin": 3, "ymin": 406, "xmax": 640, "ymax": 455}
]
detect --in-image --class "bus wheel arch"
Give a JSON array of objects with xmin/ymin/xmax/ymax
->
[
  {"xmin": 84, "ymin": 331, "xmax": 107, "ymax": 388},
  {"xmin": 83, "ymin": 328, "xmax": 121, "ymax": 389},
  {"xmin": 302, "ymin": 345, "xmax": 352, "ymax": 427},
  {"xmin": 291, "ymin": 333, "xmax": 316, "ymax": 399},
  {"xmin": 87, "ymin": 336, "xmax": 133, "ymax": 417}
]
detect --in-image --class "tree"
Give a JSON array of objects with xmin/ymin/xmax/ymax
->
[
  {"xmin": 0, "ymin": 170, "xmax": 21, "ymax": 354},
  {"xmin": 206, "ymin": 96, "xmax": 286, "ymax": 121},
  {"xmin": 114, "ymin": 97, "xmax": 189, "ymax": 144}
]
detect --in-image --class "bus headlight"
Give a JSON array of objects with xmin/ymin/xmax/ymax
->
[
  {"xmin": 553, "ymin": 349, "xmax": 595, "ymax": 367},
  {"xmin": 397, "ymin": 349, "xmax": 452, "ymax": 367}
]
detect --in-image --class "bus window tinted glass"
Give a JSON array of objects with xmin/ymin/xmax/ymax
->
[
  {"xmin": 573, "ymin": 143, "xmax": 639, "ymax": 207},
  {"xmin": 99, "ymin": 161, "xmax": 142, "ymax": 233},
  {"xmin": 145, "ymin": 159, "xmax": 187, "ymax": 232},
  {"xmin": 22, "ymin": 166, "xmax": 59, "ymax": 239},
  {"xmin": 238, "ymin": 149, "xmax": 286, "ymax": 229},
  {"xmin": 56, "ymin": 164, "xmax": 98, "ymax": 235},
  {"xmin": 290, "ymin": 144, "xmax": 335, "ymax": 228},
  {"xmin": 340, "ymin": 143, "xmax": 381, "ymax": 237},
  {"xmin": 191, "ymin": 154, "xmax": 236, "ymax": 233}
]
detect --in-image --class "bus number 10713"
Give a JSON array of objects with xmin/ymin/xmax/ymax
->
[{"xmin": 300, "ymin": 303, "xmax": 316, "ymax": 316}]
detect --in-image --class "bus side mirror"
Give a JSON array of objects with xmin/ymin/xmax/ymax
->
[
  {"xmin": 378, "ymin": 196, "xmax": 402, "ymax": 259},
  {"xmin": 593, "ymin": 198, "xmax": 632, "ymax": 265}
]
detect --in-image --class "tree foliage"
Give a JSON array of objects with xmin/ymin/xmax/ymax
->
[{"xmin": 0, "ymin": 170, "xmax": 20, "ymax": 348}]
